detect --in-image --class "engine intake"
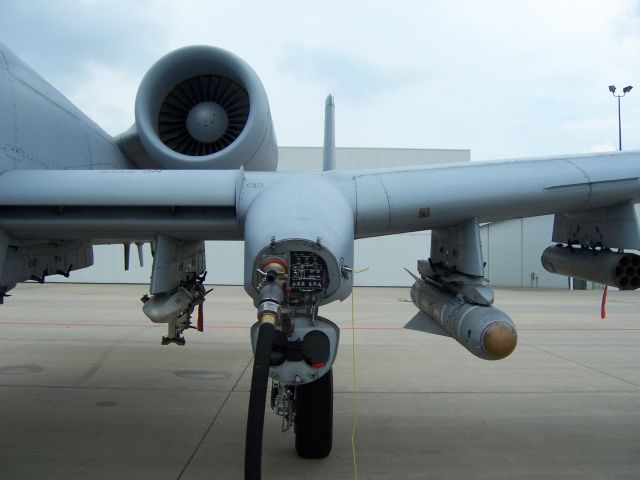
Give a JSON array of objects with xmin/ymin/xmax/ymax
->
[
  {"xmin": 159, "ymin": 75, "xmax": 249, "ymax": 156},
  {"xmin": 131, "ymin": 46, "xmax": 278, "ymax": 171}
]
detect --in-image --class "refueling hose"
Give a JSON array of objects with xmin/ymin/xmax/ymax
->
[{"xmin": 244, "ymin": 321, "xmax": 276, "ymax": 480}]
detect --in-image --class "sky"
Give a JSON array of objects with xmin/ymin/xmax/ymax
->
[{"xmin": 1, "ymin": 0, "xmax": 639, "ymax": 161}]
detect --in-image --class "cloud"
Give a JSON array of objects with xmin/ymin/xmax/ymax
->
[
  {"xmin": 0, "ymin": 0, "xmax": 638, "ymax": 158},
  {"xmin": 0, "ymin": 1, "xmax": 166, "ymax": 75},
  {"xmin": 585, "ymin": 143, "xmax": 616, "ymax": 153},
  {"xmin": 279, "ymin": 44, "xmax": 425, "ymax": 103},
  {"xmin": 65, "ymin": 61, "xmax": 139, "ymax": 134}
]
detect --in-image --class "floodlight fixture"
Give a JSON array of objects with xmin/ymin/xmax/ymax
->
[{"xmin": 609, "ymin": 84, "xmax": 633, "ymax": 150}]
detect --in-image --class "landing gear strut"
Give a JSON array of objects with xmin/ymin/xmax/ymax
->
[{"xmin": 244, "ymin": 248, "xmax": 342, "ymax": 478}]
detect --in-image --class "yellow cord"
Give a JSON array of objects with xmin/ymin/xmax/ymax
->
[
  {"xmin": 350, "ymin": 268, "xmax": 368, "ymax": 480},
  {"xmin": 351, "ymin": 283, "xmax": 359, "ymax": 480}
]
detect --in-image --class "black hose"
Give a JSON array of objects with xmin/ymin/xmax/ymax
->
[{"xmin": 245, "ymin": 322, "xmax": 275, "ymax": 480}]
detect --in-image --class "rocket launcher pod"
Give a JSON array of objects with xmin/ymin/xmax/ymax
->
[{"xmin": 541, "ymin": 245, "xmax": 640, "ymax": 290}]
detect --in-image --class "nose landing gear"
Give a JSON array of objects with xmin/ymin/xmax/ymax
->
[{"xmin": 294, "ymin": 368, "xmax": 333, "ymax": 459}]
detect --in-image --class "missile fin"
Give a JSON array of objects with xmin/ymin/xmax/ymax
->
[
  {"xmin": 404, "ymin": 311, "xmax": 449, "ymax": 337},
  {"xmin": 404, "ymin": 267, "xmax": 441, "ymax": 290}
]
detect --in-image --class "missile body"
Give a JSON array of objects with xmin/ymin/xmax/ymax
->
[{"xmin": 410, "ymin": 281, "xmax": 517, "ymax": 360}]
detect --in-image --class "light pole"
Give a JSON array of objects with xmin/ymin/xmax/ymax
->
[{"xmin": 609, "ymin": 85, "xmax": 633, "ymax": 151}]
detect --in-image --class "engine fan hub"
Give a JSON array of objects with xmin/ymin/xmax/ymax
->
[{"xmin": 186, "ymin": 101, "xmax": 229, "ymax": 143}]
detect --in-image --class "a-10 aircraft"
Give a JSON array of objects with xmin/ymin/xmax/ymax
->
[{"xmin": 1, "ymin": 42, "xmax": 639, "ymax": 479}]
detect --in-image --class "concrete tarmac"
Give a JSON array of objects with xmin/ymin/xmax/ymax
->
[{"xmin": 0, "ymin": 283, "xmax": 639, "ymax": 479}]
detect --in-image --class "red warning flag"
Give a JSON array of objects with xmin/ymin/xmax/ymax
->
[
  {"xmin": 197, "ymin": 303, "xmax": 204, "ymax": 332},
  {"xmin": 600, "ymin": 285, "xmax": 608, "ymax": 320}
]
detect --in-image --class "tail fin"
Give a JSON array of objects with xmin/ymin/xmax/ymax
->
[{"xmin": 322, "ymin": 94, "xmax": 336, "ymax": 171}]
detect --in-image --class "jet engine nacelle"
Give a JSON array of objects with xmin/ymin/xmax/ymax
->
[
  {"xmin": 411, "ymin": 282, "xmax": 518, "ymax": 360},
  {"xmin": 122, "ymin": 45, "xmax": 278, "ymax": 171},
  {"xmin": 541, "ymin": 245, "xmax": 640, "ymax": 290}
]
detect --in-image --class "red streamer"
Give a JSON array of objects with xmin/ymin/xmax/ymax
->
[
  {"xmin": 197, "ymin": 303, "xmax": 204, "ymax": 332},
  {"xmin": 600, "ymin": 285, "xmax": 608, "ymax": 320}
]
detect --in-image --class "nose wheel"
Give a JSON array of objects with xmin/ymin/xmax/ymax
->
[
  {"xmin": 244, "ymin": 339, "xmax": 334, "ymax": 478},
  {"xmin": 294, "ymin": 369, "xmax": 333, "ymax": 459}
]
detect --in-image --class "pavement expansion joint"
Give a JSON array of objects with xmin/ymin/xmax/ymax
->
[
  {"xmin": 523, "ymin": 342, "xmax": 640, "ymax": 389},
  {"xmin": 176, "ymin": 356, "xmax": 253, "ymax": 480}
]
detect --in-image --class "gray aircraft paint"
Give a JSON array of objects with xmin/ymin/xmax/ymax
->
[
  {"xmin": 0, "ymin": 41, "xmax": 639, "ymax": 323},
  {"xmin": 1, "ymin": 151, "xmax": 638, "ymax": 241},
  {"xmin": 242, "ymin": 174, "xmax": 354, "ymax": 305},
  {"xmin": 0, "ymin": 42, "xmax": 133, "ymax": 172},
  {"xmin": 124, "ymin": 45, "xmax": 279, "ymax": 172}
]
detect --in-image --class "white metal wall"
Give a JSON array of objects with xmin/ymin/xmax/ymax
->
[
  {"xmin": 278, "ymin": 146, "xmax": 470, "ymax": 172},
  {"xmin": 353, "ymin": 232, "xmax": 431, "ymax": 286},
  {"xmin": 480, "ymin": 215, "xmax": 568, "ymax": 288},
  {"xmin": 53, "ymin": 147, "xmax": 468, "ymax": 287}
]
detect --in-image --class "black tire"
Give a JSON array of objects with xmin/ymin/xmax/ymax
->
[{"xmin": 294, "ymin": 369, "xmax": 333, "ymax": 458}]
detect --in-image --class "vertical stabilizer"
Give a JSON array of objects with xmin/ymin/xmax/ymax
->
[{"xmin": 323, "ymin": 95, "xmax": 336, "ymax": 171}]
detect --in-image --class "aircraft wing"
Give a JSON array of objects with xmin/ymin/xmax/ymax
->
[
  {"xmin": 341, "ymin": 151, "xmax": 640, "ymax": 239},
  {"xmin": 0, "ymin": 169, "xmax": 239, "ymax": 207},
  {"xmin": 0, "ymin": 169, "xmax": 243, "ymax": 241},
  {"xmin": 2, "ymin": 152, "xmax": 639, "ymax": 243}
]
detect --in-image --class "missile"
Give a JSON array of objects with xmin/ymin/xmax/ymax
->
[{"xmin": 410, "ymin": 281, "xmax": 517, "ymax": 360}]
